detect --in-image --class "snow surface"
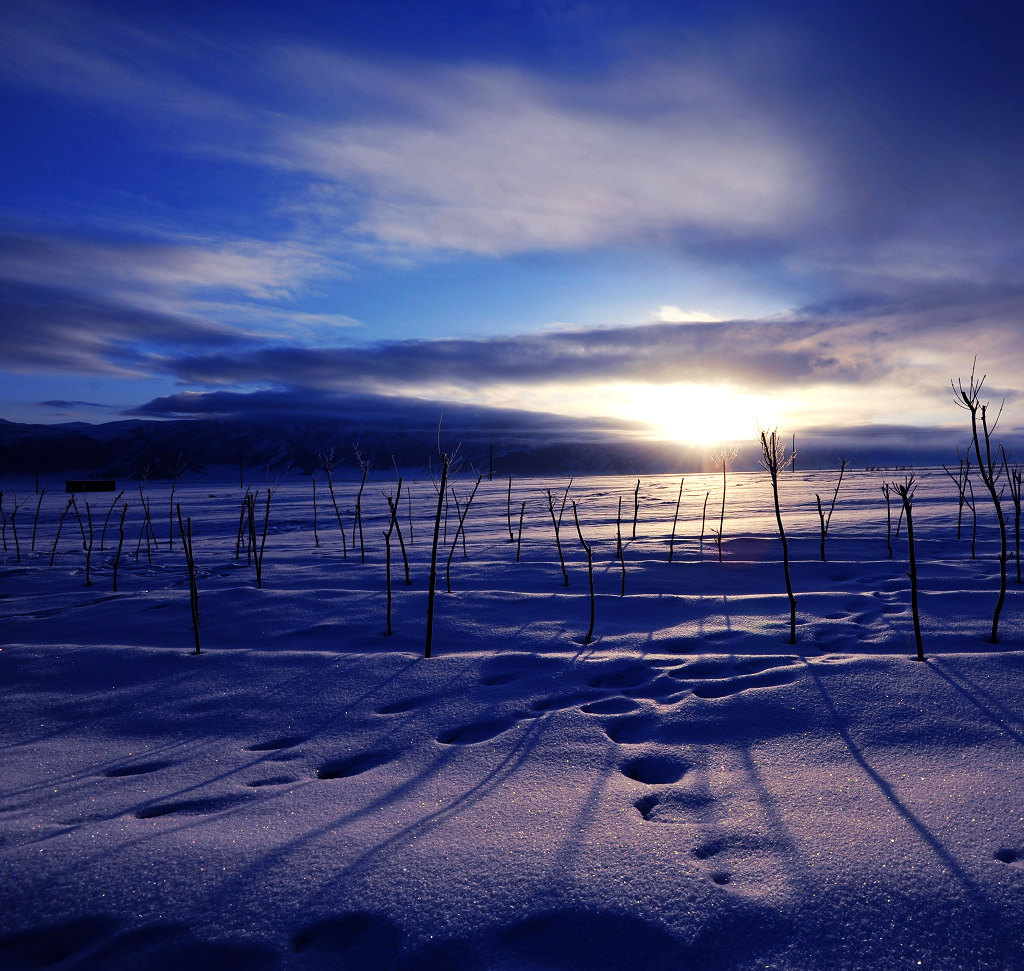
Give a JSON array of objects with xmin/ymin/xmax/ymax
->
[{"xmin": 2, "ymin": 468, "xmax": 1023, "ymax": 969}]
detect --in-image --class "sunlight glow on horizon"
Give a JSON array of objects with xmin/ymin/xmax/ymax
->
[{"xmin": 616, "ymin": 383, "xmax": 790, "ymax": 445}]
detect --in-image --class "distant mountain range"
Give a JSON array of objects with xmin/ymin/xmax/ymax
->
[{"xmin": 0, "ymin": 393, "xmax": 1014, "ymax": 480}]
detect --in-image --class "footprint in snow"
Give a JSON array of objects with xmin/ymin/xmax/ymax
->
[
  {"xmin": 632, "ymin": 788, "xmax": 715, "ymax": 823},
  {"xmin": 620, "ymin": 754, "xmax": 689, "ymax": 785},
  {"xmin": 437, "ymin": 717, "xmax": 517, "ymax": 745},
  {"xmin": 317, "ymin": 750, "xmax": 395, "ymax": 780},
  {"xmin": 102, "ymin": 759, "xmax": 174, "ymax": 778},
  {"xmin": 994, "ymin": 848, "xmax": 1020, "ymax": 864}
]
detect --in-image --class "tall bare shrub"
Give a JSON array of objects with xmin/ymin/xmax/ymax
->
[
  {"xmin": 892, "ymin": 476, "xmax": 924, "ymax": 661},
  {"xmin": 953, "ymin": 362, "xmax": 1009, "ymax": 643},
  {"xmin": 759, "ymin": 429, "xmax": 797, "ymax": 644}
]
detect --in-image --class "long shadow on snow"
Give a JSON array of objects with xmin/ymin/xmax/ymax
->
[
  {"xmin": 803, "ymin": 660, "xmax": 980, "ymax": 895},
  {"xmin": 928, "ymin": 657, "xmax": 1024, "ymax": 748},
  {"xmin": 204, "ymin": 706, "xmax": 555, "ymax": 915}
]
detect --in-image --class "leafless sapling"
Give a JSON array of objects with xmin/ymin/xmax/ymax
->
[
  {"xmin": 616, "ymin": 496, "xmax": 626, "ymax": 597},
  {"xmin": 319, "ymin": 448, "xmax": 349, "ymax": 559},
  {"xmin": 80, "ymin": 498, "xmax": 94, "ymax": 586},
  {"xmin": 815, "ymin": 458, "xmax": 847, "ymax": 562},
  {"xmin": 881, "ymin": 482, "xmax": 894, "ymax": 560},
  {"xmin": 99, "ymin": 489, "xmax": 125, "ymax": 551},
  {"xmin": 9, "ymin": 495, "xmax": 22, "ymax": 563},
  {"xmin": 571, "ymin": 500, "xmax": 595, "ymax": 644},
  {"xmin": 892, "ymin": 476, "xmax": 924, "ymax": 661},
  {"xmin": 311, "ymin": 473, "xmax": 320, "ymax": 548},
  {"xmin": 699, "ymin": 490, "xmax": 710, "ymax": 559},
  {"xmin": 942, "ymin": 448, "xmax": 972, "ymax": 541},
  {"xmin": 953, "ymin": 362, "xmax": 1009, "ymax": 643},
  {"xmin": 668, "ymin": 476, "xmax": 684, "ymax": 563},
  {"xmin": 352, "ymin": 446, "xmax": 370, "ymax": 564},
  {"xmin": 385, "ymin": 479, "xmax": 411, "ymax": 585},
  {"xmin": 709, "ymin": 445, "xmax": 738, "ymax": 563},
  {"xmin": 506, "ymin": 475, "xmax": 515, "ymax": 543},
  {"xmin": 546, "ymin": 480, "xmax": 573, "ymax": 587},
  {"xmin": 176, "ymin": 503, "xmax": 201, "ymax": 655},
  {"xmin": 113, "ymin": 502, "xmax": 128, "ymax": 592},
  {"xmin": 760, "ymin": 429, "xmax": 797, "ymax": 644},
  {"xmin": 135, "ymin": 484, "xmax": 157, "ymax": 564},
  {"xmin": 382, "ymin": 484, "xmax": 400, "ymax": 635},
  {"xmin": 424, "ymin": 452, "xmax": 449, "ymax": 659},
  {"xmin": 69, "ymin": 490, "xmax": 86, "ymax": 548},
  {"xmin": 236, "ymin": 490, "xmax": 252, "ymax": 562},
  {"xmin": 1005, "ymin": 457, "xmax": 1022, "ymax": 584},
  {"xmin": 446, "ymin": 474, "xmax": 483, "ymax": 593},
  {"xmin": 450, "ymin": 488, "xmax": 467, "ymax": 559},
  {"xmin": 248, "ymin": 488, "xmax": 273, "ymax": 589},
  {"xmin": 167, "ymin": 453, "xmax": 187, "ymax": 550},
  {"xmin": 516, "ymin": 500, "xmax": 526, "ymax": 564},
  {"xmin": 31, "ymin": 487, "xmax": 48, "ymax": 552},
  {"xmin": 50, "ymin": 498, "xmax": 73, "ymax": 566},
  {"xmin": 632, "ymin": 478, "xmax": 640, "ymax": 539},
  {"xmin": 0, "ymin": 492, "xmax": 6, "ymax": 550}
]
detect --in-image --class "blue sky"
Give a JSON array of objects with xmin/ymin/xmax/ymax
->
[{"xmin": 2, "ymin": 0, "xmax": 1023, "ymax": 446}]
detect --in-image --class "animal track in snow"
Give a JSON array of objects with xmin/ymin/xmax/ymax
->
[
  {"xmin": 620, "ymin": 754, "xmax": 689, "ymax": 785},
  {"xmin": 103, "ymin": 759, "xmax": 173, "ymax": 777},
  {"xmin": 632, "ymin": 789, "xmax": 715, "ymax": 822},
  {"xmin": 317, "ymin": 749, "xmax": 394, "ymax": 780},
  {"xmin": 994, "ymin": 848, "xmax": 1020, "ymax": 864},
  {"xmin": 692, "ymin": 839, "xmax": 724, "ymax": 859},
  {"xmin": 437, "ymin": 716, "xmax": 517, "ymax": 745}
]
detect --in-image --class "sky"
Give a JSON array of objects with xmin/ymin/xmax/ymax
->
[{"xmin": 2, "ymin": 0, "xmax": 1023, "ymax": 447}]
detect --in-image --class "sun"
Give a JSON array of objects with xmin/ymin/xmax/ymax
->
[{"xmin": 620, "ymin": 382, "xmax": 786, "ymax": 444}]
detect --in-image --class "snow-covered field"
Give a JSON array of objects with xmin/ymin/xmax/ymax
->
[{"xmin": 2, "ymin": 467, "xmax": 1023, "ymax": 970}]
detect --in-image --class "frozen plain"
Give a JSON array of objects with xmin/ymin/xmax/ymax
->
[{"xmin": 1, "ymin": 467, "xmax": 1023, "ymax": 969}]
